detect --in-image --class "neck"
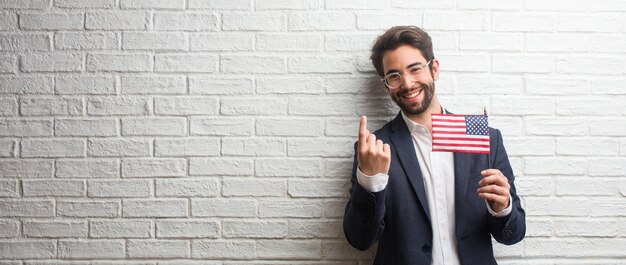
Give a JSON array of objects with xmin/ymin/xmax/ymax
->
[{"xmin": 402, "ymin": 95, "xmax": 442, "ymax": 132}]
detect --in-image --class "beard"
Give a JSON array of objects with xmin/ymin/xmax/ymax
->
[{"xmin": 391, "ymin": 81, "xmax": 435, "ymax": 115}]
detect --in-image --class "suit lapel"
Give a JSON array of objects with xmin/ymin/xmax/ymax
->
[{"xmin": 389, "ymin": 113, "xmax": 430, "ymax": 221}]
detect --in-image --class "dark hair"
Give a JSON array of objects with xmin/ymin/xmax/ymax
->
[{"xmin": 370, "ymin": 26, "xmax": 434, "ymax": 77}]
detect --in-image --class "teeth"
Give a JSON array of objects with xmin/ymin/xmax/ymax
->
[{"xmin": 404, "ymin": 91, "xmax": 419, "ymax": 99}]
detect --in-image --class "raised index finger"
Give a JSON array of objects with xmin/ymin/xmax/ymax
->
[{"xmin": 358, "ymin": 116, "xmax": 368, "ymax": 147}]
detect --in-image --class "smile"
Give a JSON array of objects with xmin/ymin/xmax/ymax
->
[{"xmin": 402, "ymin": 89, "xmax": 422, "ymax": 99}]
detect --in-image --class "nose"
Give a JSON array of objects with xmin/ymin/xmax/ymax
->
[{"xmin": 400, "ymin": 73, "xmax": 415, "ymax": 89}]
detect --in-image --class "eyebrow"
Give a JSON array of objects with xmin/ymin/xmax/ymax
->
[{"xmin": 384, "ymin": 61, "xmax": 426, "ymax": 76}]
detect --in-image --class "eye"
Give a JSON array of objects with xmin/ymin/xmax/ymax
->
[
  {"xmin": 387, "ymin": 74, "xmax": 401, "ymax": 82},
  {"xmin": 409, "ymin": 66, "xmax": 424, "ymax": 74}
]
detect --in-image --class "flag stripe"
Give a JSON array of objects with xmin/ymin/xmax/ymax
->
[{"xmin": 431, "ymin": 113, "xmax": 490, "ymax": 154}]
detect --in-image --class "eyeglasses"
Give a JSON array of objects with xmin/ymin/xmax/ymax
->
[{"xmin": 381, "ymin": 60, "xmax": 432, "ymax": 89}]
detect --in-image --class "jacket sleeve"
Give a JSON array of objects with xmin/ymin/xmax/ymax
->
[
  {"xmin": 487, "ymin": 128, "xmax": 526, "ymax": 245},
  {"xmin": 343, "ymin": 142, "xmax": 387, "ymax": 251}
]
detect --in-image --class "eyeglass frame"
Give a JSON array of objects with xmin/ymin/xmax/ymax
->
[{"xmin": 380, "ymin": 60, "xmax": 432, "ymax": 89}]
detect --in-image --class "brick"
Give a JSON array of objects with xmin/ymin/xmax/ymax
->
[
  {"xmin": 86, "ymin": 11, "xmax": 150, "ymax": 30},
  {"xmin": 55, "ymin": 32, "xmax": 119, "ymax": 50},
  {"xmin": 458, "ymin": 0, "xmax": 520, "ymax": 9},
  {"xmin": 288, "ymin": 138, "xmax": 353, "ymax": 157},
  {"xmin": 324, "ymin": 240, "xmax": 374, "ymax": 259},
  {"xmin": 155, "ymin": 138, "xmax": 220, "ymax": 157},
  {"xmin": 192, "ymin": 199, "xmax": 256, "ymax": 217},
  {"xmin": 57, "ymin": 200, "xmax": 120, "ymax": 217},
  {"xmin": 524, "ymin": 157, "xmax": 587, "ymax": 175},
  {"xmin": 221, "ymin": 55, "xmax": 285, "ymax": 74},
  {"xmin": 491, "ymin": 96, "xmax": 554, "ymax": 115},
  {"xmin": 525, "ymin": 77, "xmax": 588, "ymax": 95},
  {"xmin": 557, "ymin": 56, "xmax": 625, "ymax": 75},
  {"xmin": 154, "ymin": 13, "xmax": 218, "ymax": 31},
  {"xmin": 526, "ymin": 117, "xmax": 588, "ymax": 136},
  {"xmin": 289, "ymin": 220, "xmax": 342, "ymax": 238},
  {"xmin": 156, "ymin": 220, "xmax": 219, "ymax": 238},
  {"xmin": 257, "ymin": 76, "xmax": 323, "ymax": 94},
  {"xmin": 56, "ymin": 159, "xmax": 119, "ymax": 178},
  {"xmin": 0, "ymin": 54, "xmax": 17, "ymax": 73},
  {"xmin": 0, "ymin": 240, "xmax": 55, "ymax": 259},
  {"xmin": 189, "ymin": 158, "xmax": 253, "ymax": 176},
  {"xmin": 590, "ymin": 198, "xmax": 626, "ymax": 217},
  {"xmin": 222, "ymin": 138, "xmax": 285, "ymax": 156},
  {"xmin": 19, "ymin": 13, "xmax": 83, "ymax": 30},
  {"xmin": 189, "ymin": 77, "xmax": 254, "ymax": 95},
  {"xmin": 0, "ymin": 139, "xmax": 15, "ymax": 157},
  {"xmin": 56, "ymin": 75, "xmax": 116, "ymax": 95},
  {"xmin": 192, "ymin": 240, "xmax": 255, "ymax": 259},
  {"xmin": 289, "ymin": 96, "xmax": 355, "ymax": 116},
  {"xmin": 0, "ymin": 98, "xmax": 17, "ymax": 116},
  {"xmin": 0, "ymin": 33, "xmax": 49, "ymax": 51},
  {"xmin": 493, "ymin": 54, "xmax": 554, "ymax": 73},
  {"xmin": 0, "ymin": 180, "xmax": 18, "ymax": 197},
  {"xmin": 122, "ymin": 158, "xmax": 186, "ymax": 178},
  {"xmin": 356, "ymin": 13, "xmax": 420, "ymax": 30},
  {"xmin": 122, "ymin": 32, "xmax": 187, "ymax": 51},
  {"xmin": 437, "ymin": 54, "xmax": 489, "ymax": 72},
  {"xmin": 20, "ymin": 97, "xmax": 83, "ymax": 116},
  {"xmin": 88, "ymin": 139, "xmax": 150, "ymax": 157},
  {"xmin": 556, "ymin": 178, "xmax": 620, "ymax": 196},
  {"xmin": 288, "ymin": 179, "xmax": 345, "ymax": 198},
  {"xmin": 555, "ymin": 219, "xmax": 619, "ymax": 237},
  {"xmin": 256, "ymin": 0, "xmax": 319, "ymax": 9},
  {"xmin": 492, "ymin": 13, "xmax": 554, "ymax": 32},
  {"xmin": 592, "ymin": 34, "xmax": 626, "ymax": 53},
  {"xmin": 55, "ymin": 0, "xmax": 116, "ymax": 8},
  {"xmin": 90, "ymin": 220, "xmax": 152, "ymax": 238},
  {"xmin": 525, "ymin": 218, "xmax": 552, "ymax": 237},
  {"xmin": 190, "ymin": 117, "xmax": 254, "ymax": 136},
  {"xmin": 288, "ymin": 55, "xmax": 354, "ymax": 73},
  {"xmin": 223, "ymin": 220, "xmax": 287, "ymax": 238},
  {"xmin": 256, "ymin": 118, "xmax": 324, "ymax": 136},
  {"xmin": 190, "ymin": 33, "xmax": 253, "ymax": 51},
  {"xmin": 424, "ymin": 11, "xmax": 488, "ymax": 31},
  {"xmin": 0, "ymin": 200, "xmax": 54, "ymax": 217},
  {"xmin": 189, "ymin": 0, "xmax": 252, "ymax": 9},
  {"xmin": 457, "ymin": 75, "xmax": 522, "ymax": 95},
  {"xmin": 557, "ymin": 138, "xmax": 619, "ymax": 156},
  {"xmin": 122, "ymin": 118, "xmax": 186, "ymax": 136},
  {"xmin": 0, "ymin": 160, "xmax": 53, "ymax": 178},
  {"xmin": 123, "ymin": 199, "xmax": 188, "ymax": 218},
  {"xmin": 463, "ymin": 32, "xmax": 524, "ymax": 51},
  {"xmin": 257, "ymin": 240, "xmax": 321, "ymax": 259},
  {"xmin": 223, "ymin": 13, "xmax": 285, "ymax": 31},
  {"xmin": 259, "ymin": 200, "xmax": 324, "ymax": 218},
  {"xmin": 122, "ymin": 75, "xmax": 186, "ymax": 94},
  {"xmin": 221, "ymin": 97, "xmax": 287, "ymax": 115},
  {"xmin": 558, "ymin": 14, "xmax": 621, "ymax": 32},
  {"xmin": 23, "ymin": 220, "xmax": 87, "ymax": 238},
  {"xmin": 357, "ymin": 97, "xmax": 401, "ymax": 117},
  {"xmin": 222, "ymin": 178, "xmax": 285, "ymax": 197},
  {"xmin": 155, "ymin": 54, "xmax": 216, "ymax": 73},
  {"xmin": 0, "ymin": 76, "xmax": 53, "ymax": 94},
  {"xmin": 591, "ymin": 78, "xmax": 626, "ymax": 95},
  {"xmin": 255, "ymin": 158, "xmax": 324, "ymax": 177},
  {"xmin": 289, "ymin": 12, "xmax": 354, "ymax": 31},
  {"xmin": 325, "ymin": 33, "xmax": 378, "ymax": 51},
  {"xmin": 55, "ymin": 118, "xmax": 117, "ymax": 137},
  {"xmin": 88, "ymin": 180, "xmax": 152, "ymax": 198},
  {"xmin": 21, "ymin": 139, "xmax": 84, "ymax": 158},
  {"xmin": 156, "ymin": 178, "xmax": 220, "ymax": 197},
  {"xmin": 505, "ymin": 137, "xmax": 555, "ymax": 156},
  {"xmin": 121, "ymin": 0, "xmax": 185, "ymax": 9},
  {"xmin": 324, "ymin": 76, "xmax": 380, "ymax": 94},
  {"xmin": 525, "ymin": 238, "xmax": 626, "ymax": 257},
  {"xmin": 527, "ymin": 33, "xmax": 590, "ymax": 52},
  {"xmin": 58, "ymin": 240, "xmax": 125, "ymax": 259},
  {"xmin": 23, "ymin": 179, "xmax": 85, "ymax": 197},
  {"xmin": 392, "ymin": 0, "xmax": 454, "ymax": 8},
  {"xmin": 0, "ymin": 13, "xmax": 17, "ymax": 30},
  {"xmin": 525, "ymin": 197, "xmax": 590, "ymax": 217},
  {"xmin": 87, "ymin": 53, "xmax": 152, "ymax": 72},
  {"xmin": 590, "ymin": 119, "xmax": 626, "ymax": 136},
  {"xmin": 0, "ymin": 219, "xmax": 19, "ymax": 237},
  {"xmin": 257, "ymin": 33, "xmax": 321, "ymax": 51},
  {"xmin": 154, "ymin": 96, "xmax": 219, "ymax": 115},
  {"xmin": 588, "ymin": 158, "xmax": 626, "ymax": 177},
  {"xmin": 558, "ymin": 98, "xmax": 626, "ymax": 116}
]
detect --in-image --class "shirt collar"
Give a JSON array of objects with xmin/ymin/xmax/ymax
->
[{"xmin": 400, "ymin": 105, "xmax": 447, "ymax": 135}]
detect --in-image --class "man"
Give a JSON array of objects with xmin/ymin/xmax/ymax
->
[{"xmin": 343, "ymin": 26, "xmax": 526, "ymax": 265}]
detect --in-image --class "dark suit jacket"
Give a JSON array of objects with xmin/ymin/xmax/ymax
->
[{"xmin": 343, "ymin": 112, "xmax": 525, "ymax": 265}]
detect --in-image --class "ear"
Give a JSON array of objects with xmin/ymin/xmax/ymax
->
[{"xmin": 431, "ymin": 58, "xmax": 440, "ymax": 81}]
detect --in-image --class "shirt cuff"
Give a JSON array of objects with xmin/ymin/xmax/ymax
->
[
  {"xmin": 486, "ymin": 194, "xmax": 513, "ymax": 217},
  {"xmin": 356, "ymin": 167, "xmax": 389, "ymax": 192}
]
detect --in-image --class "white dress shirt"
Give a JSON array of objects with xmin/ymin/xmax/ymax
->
[{"xmin": 356, "ymin": 110, "xmax": 511, "ymax": 265}]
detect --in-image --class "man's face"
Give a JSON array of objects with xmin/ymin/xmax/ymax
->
[{"xmin": 381, "ymin": 44, "xmax": 439, "ymax": 115}]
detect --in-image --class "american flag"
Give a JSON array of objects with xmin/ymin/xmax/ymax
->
[{"xmin": 431, "ymin": 114, "xmax": 490, "ymax": 154}]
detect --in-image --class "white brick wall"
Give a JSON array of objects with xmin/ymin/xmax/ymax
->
[{"xmin": 0, "ymin": 0, "xmax": 624, "ymax": 264}]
